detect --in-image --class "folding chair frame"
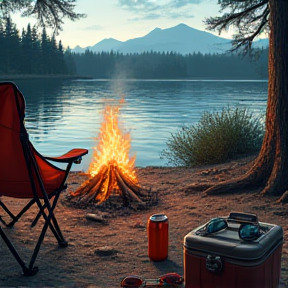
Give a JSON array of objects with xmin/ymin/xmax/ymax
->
[{"xmin": 0, "ymin": 82, "xmax": 88, "ymax": 276}]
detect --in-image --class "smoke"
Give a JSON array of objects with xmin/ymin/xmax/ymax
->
[
  {"xmin": 109, "ymin": 60, "xmax": 136, "ymax": 102},
  {"xmin": 107, "ymin": 62, "xmax": 137, "ymax": 159}
]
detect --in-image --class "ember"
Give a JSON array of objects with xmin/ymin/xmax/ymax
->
[{"xmin": 71, "ymin": 102, "xmax": 146, "ymax": 207}]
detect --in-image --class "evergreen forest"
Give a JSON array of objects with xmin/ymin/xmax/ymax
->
[
  {"xmin": 0, "ymin": 17, "xmax": 268, "ymax": 80},
  {"xmin": 0, "ymin": 17, "xmax": 67, "ymax": 75},
  {"xmin": 72, "ymin": 49, "xmax": 268, "ymax": 79}
]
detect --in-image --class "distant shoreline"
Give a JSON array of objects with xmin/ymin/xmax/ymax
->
[
  {"xmin": 0, "ymin": 75, "xmax": 93, "ymax": 81},
  {"xmin": 0, "ymin": 75, "xmax": 268, "ymax": 81}
]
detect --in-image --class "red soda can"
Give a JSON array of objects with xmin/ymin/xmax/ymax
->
[{"xmin": 147, "ymin": 214, "xmax": 169, "ymax": 261}]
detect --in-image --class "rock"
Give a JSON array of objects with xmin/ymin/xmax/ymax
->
[
  {"xmin": 94, "ymin": 246, "xmax": 118, "ymax": 256},
  {"xmin": 86, "ymin": 213, "xmax": 107, "ymax": 224}
]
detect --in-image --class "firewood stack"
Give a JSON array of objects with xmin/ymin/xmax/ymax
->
[{"xmin": 71, "ymin": 162, "xmax": 145, "ymax": 206}]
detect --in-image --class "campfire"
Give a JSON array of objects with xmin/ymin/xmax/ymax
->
[{"xmin": 71, "ymin": 101, "xmax": 148, "ymax": 207}]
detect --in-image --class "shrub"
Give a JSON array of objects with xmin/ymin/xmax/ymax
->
[{"xmin": 161, "ymin": 106, "xmax": 264, "ymax": 167}]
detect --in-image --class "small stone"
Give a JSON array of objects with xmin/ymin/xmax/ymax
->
[
  {"xmin": 132, "ymin": 220, "xmax": 145, "ymax": 228},
  {"xmin": 86, "ymin": 213, "xmax": 106, "ymax": 223},
  {"xmin": 94, "ymin": 246, "xmax": 118, "ymax": 256}
]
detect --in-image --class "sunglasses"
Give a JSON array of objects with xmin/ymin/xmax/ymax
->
[
  {"xmin": 196, "ymin": 217, "xmax": 261, "ymax": 241},
  {"xmin": 121, "ymin": 272, "xmax": 184, "ymax": 287}
]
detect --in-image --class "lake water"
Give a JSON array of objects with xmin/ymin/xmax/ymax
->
[{"xmin": 14, "ymin": 79, "xmax": 268, "ymax": 171}]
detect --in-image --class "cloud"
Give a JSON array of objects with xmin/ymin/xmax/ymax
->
[
  {"xmin": 130, "ymin": 13, "xmax": 163, "ymax": 21},
  {"xmin": 83, "ymin": 25, "xmax": 103, "ymax": 31},
  {"xmin": 168, "ymin": 11, "xmax": 196, "ymax": 19},
  {"xmin": 118, "ymin": 0, "xmax": 156, "ymax": 12},
  {"xmin": 171, "ymin": 0, "xmax": 201, "ymax": 9},
  {"xmin": 118, "ymin": 0, "xmax": 201, "ymax": 20}
]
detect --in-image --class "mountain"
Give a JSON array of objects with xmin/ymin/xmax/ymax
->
[
  {"xmin": 72, "ymin": 23, "xmax": 268, "ymax": 55},
  {"xmin": 73, "ymin": 38, "xmax": 123, "ymax": 54}
]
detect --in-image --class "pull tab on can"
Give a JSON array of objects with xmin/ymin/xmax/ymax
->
[{"xmin": 147, "ymin": 214, "xmax": 169, "ymax": 261}]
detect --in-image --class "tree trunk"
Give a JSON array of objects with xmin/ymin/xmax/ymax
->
[
  {"xmin": 185, "ymin": 0, "xmax": 288, "ymax": 200},
  {"xmin": 259, "ymin": 0, "xmax": 288, "ymax": 196}
]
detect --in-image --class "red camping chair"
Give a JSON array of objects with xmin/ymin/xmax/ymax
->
[{"xmin": 0, "ymin": 82, "xmax": 88, "ymax": 276}]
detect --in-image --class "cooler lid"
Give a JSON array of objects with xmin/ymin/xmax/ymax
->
[{"xmin": 184, "ymin": 221, "xmax": 283, "ymax": 260}]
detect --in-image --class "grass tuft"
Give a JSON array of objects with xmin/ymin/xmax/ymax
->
[{"xmin": 161, "ymin": 106, "xmax": 264, "ymax": 167}]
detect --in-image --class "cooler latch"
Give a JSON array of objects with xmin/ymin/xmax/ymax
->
[{"xmin": 206, "ymin": 255, "xmax": 223, "ymax": 273}]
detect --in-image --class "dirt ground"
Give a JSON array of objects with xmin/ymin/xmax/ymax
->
[{"xmin": 0, "ymin": 155, "xmax": 287, "ymax": 288}]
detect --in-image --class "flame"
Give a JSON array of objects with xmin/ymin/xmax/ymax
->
[{"xmin": 87, "ymin": 102, "xmax": 138, "ymax": 202}]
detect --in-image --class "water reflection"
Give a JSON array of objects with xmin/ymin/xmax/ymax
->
[
  {"xmin": 12, "ymin": 79, "xmax": 268, "ymax": 171},
  {"xmin": 16, "ymin": 79, "xmax": 67, "ymax": 140}
]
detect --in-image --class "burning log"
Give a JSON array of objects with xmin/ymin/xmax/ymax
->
[
  {"xmin": 71, "ymin": 162, "xmax": 145, "ymax": 206},
  {"xmin": 114, "ymin": 166, "xmax": 143, "ymax": 205}
]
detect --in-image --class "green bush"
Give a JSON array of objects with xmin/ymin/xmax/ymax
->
[{"xmin": 161, "ymin": 106, "xmax": 264, "ymax": 167}]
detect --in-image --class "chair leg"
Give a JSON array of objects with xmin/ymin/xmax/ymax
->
[
  {"xmin": 31, "ymin": 209, "xmax": 42, "ymax": 227},
  {"xmin": 28, "ymin": 209, "xmax": 66, "ymax": 271},
  {"xmin": 43, "ymin": 214, "xmax": 68, "ymax": 247},
  {"xmin": 0, "ymin": 227, "xmax": 39, "ymax": 276},
  {"xmin": 31, "ymin": 192, "xmax": 57, "ymax": 228},
  {"xmin": 51, "ymin": 215, "xmax": 68, "ymax": 247},
  {"xmin": 36, "ymin": 196, "xmax": 68, "ymax": 247},
  {"xmin": 0, "ymin": 200, "xmax": 18, "ymax": 226},
  {"xmin": 50, "ymin": 192, "xmax": 68, "ymax": 247},
  {"xmin": 0, "ymin": 198, "xmax": 67, "ymax": 276},
  {"xmin": 0, "ymin": 199, "xmax": 35, "ymax": 227},
  {"xmin": 31, "ymin": 198, "xmax": 47, "ymax": 228}
]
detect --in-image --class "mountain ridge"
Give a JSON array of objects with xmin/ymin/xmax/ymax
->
[{"xmin": 72, "ymin": 23, "xmax": 268, "ymax": 55}]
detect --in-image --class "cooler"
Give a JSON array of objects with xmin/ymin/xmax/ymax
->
[{"xmin": 183, "ymin": 212, "xmax": 283, "ymax": 288}]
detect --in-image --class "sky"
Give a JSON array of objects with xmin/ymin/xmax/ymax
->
[{"xmin": 12, "ymin": 0, "xmax": 236, "ymax": 50}]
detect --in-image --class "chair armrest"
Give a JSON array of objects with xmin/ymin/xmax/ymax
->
[{"xmin": 44, "ymin": 148, "xmax": 88, "ymax": 163}]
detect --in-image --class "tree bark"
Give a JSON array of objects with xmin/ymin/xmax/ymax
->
[
  {"xmin": 260, "ymin": 0, "xmax": 288, "ymax": 196},
  {"xmin": 185, "ymin": 0, "xmax": 288, "ymax": 199}
]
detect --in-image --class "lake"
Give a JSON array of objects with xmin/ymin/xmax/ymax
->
[{"xmin": 13, "ymin": 78, "xmax": 268, "ymax": 171}]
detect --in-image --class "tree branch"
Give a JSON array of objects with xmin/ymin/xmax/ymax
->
[
  {"xmin": 205, "ymin": 0, "xmax": 269, "ymax": 54},
  {"xmin": 230, "ymin": 7, "xmax": 270, "ymax": 53},
  {"xmin": 206, "ymin": 0, "xmax": 268, "ymax": 32},
  {"xmin": 1, "ymin": 0, "xmax": 86, "ymax": 33}
]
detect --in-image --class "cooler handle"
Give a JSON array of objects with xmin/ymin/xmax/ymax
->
[
  {"xmin": 228, "ymin": 212, "xmax": 258, "ymax": 223},
  {"xmin": 206, "ymin": 255, "xmax": 223, "ymax": 273}
]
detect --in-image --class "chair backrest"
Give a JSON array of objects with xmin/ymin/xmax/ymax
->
[{"xmin": 0, "ymin": 82, "xmax": 65, "ymax": 198}]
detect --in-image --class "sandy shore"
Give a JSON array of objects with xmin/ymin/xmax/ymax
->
[{"xmin": 0, "ymin": 156, "xmax": 287, "ymax": 287}]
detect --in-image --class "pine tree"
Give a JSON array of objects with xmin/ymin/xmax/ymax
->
[
  {"xmin": 21, "ymin": 24, "xmax": 33, "ymax": 74},
  {"xmin": 57, "ymin": 40, "xmax": 68, "ymax": 74},
  {"xmin": 40, "ymin": 27, "xmax": 51, "ymax": 74},
  {"xmin": 3, "ymin": 17, "xmax": 21, "ymax": 74},
  {"xmin": 64, "ymin": 48, "xmax": 77, "ymax": 75},
  {"xmin": 0, "ymin": 23, "xmax": 5, "ymax": 74},
  {"xmin": 31, "ymin": 25, "xmax": 42, "ymax": 74}
]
